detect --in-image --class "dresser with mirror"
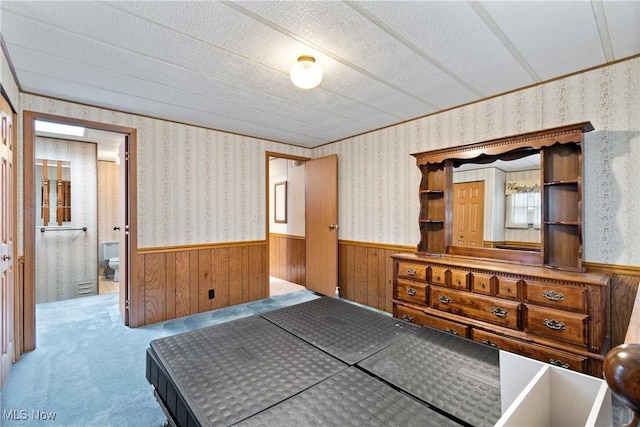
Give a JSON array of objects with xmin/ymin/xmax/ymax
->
[{"xmin": 392, "ymin": 122, "xmax": 611, "ymax": 377}]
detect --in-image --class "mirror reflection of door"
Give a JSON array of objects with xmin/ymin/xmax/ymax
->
[{"xmin": 452, "ymin": 181, "xmax": 484, "ymax": 247}]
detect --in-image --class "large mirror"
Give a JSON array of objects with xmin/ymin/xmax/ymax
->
[
  {"xmin": 452, "ymin": 152, "xmax": 541, "ymax": 252},
  {"xmin": 36, "ymin": 159, "xmax": 71, "ymax": 227}
]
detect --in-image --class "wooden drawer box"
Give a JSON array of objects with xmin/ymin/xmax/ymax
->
[
  {"xmin": 471, "ymin": 329, "xmax": 588, "ymax": 372},
  {"xmin": 395, "ymin": 304, "xmax": 468, "ymax": 337},
  {"xmin": 523, "ymin": 305, "xmax": 589, "ymax": 347},
  {"xmin": 524, "ymin": 281, "xmax": 587, "ymax": 312},
  {"xmin": 396, "ymin": 278, "xmax": 428, "ymax": 305},
  {"xmin": 395, "ymin": 304, "xmax": 429, "ymax": 325},
  {"xmin": 471, "ymin": 272, "xmax": 494, "ymax": 295},
  {"xmin": 429, "ymin": 266, "xmax": 447, "ymax": 286},
  {"xmin": 420, "ymin": 313, "xmax": 469, "ymax": 337},
  {"xmin": 397, "ymin": 262, "xmax": 427, "ymax": 281},
  {"xmin": 495, "ymin": 276, "xmax": 520, "ymax": 300},
  {"xmin": 430, "ymin": 285, "xmax": 520, "ymax": 329},
  {"xmin": 449, "ymin": 269, "xmax": 469, "ymax": 290}
]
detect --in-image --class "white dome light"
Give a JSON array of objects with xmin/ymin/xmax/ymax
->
[{"xmin": 290, "ymin": 56, "xmax": 323, "ymax": 89}]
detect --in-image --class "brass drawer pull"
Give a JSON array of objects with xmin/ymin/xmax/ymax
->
[
  {"xmin": 549, "ymin": 359, "xmax": 570, "ymax": 369},
  {"xmin": 438, "ymin": 295, "xmax": 451, "ymax": 304},
  {"xmin": 479, "ymin": 281, "xmax": 486, "ymax": 288},
  {"xmin": 445, "ymin": 327, "xmax": 459, "ymax": 335},
  {"xmin": 543, "ymin": 290, "xmax": 565, "ymax": 301},
  {"xmin": 406, "ymin": 287, "xmax": 417, "ymax": 296},
  {"xmin": 402, "ymin": 314, "xmax": 414, "ymax": 323},
  {"xmin": 504, "ymin": 286, "xmax": 512, "ymax": 293},
  {"xmin": 491, "ymin": 307, "xmax": 508, "ymax": 318},
  {"xmin": 543, "ymin": 318, "xmax": 566, "ymax": 330},
  {"xmin": 435, "ymin": 275, "xmax": 442, "ymax": 282},
  {"xmin": 481, "ymin": 339, "xmax": 498, "ymax": 347},
  {"xmin": 406, "ymin": 268, "xmax": 417, "ymax": 277}
]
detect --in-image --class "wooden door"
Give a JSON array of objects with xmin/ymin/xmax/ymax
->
[
  {"xmin": 305, "ymin": 155, "xmax": 338, "ymax": 297},
  {"xmin": 452, "ymin": 181, "xmax": 484, "ymax": 247},
  {"xmin": 0, "ymin": 93, "xmax": 15, "ymax": 387},
  {"xmin": 119, "ymin": 135, "xmax": 130, "ymax": 325}
]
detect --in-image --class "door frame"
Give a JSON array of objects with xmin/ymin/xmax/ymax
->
[
  {"xmin": 22, "ymin": 111, "xmax": 138, "ymax": 351},
  {"xmin": 264, "ymin": 152, "xmax": 310, "ymax": 290}
]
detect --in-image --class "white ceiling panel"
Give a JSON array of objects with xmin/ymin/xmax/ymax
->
[
  {"xmin": 480, "ymin": 1, "xmax": 607, "ymax": 81},
  {"xmin": 2, "ymin": 1, "xmax": 638, "ymax": 148},
  {"xmin": 354, "ymin": 1, "xmax": 536, "ymax": 96},
  {"xmin": 601, "ymin": 1, "xmax": 640, "ymax": 60}
]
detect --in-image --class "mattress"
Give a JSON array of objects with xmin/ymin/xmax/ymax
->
[
  {"xmin": 358, "ymin": 324, "xmax": 502, "ymax": 427},
  {"xmin": 147, "ymin": 297, "xmax": 501, "ymax": 427},
  {"xmin": 236, "ymin": 367, "xmax": 461, "ymax": 427},
  {"xmin": 261, "ymin": 297, "xmax": 411, "ymax": 364},
  {"xmin": 147, "ymin": 314, "xmax": 347, "ymax": 427}
]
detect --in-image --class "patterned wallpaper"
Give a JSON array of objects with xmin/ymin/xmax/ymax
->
[
  {"xmin": 35, "ymin": 138, "xmax": 97, "ymax": 303},
  {"xmin": 18, "ymin": 94, "xmax": 311, "ymax": 250},
  {"xmin": 7, "ymin": 47, "xmax": 639, "ymax": 266},
  {"xmin": 316, "ymin": 57, "xmax": 640, "ymax": 266}
]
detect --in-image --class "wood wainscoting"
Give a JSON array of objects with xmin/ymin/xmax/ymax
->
[
  {"xmin": 338, "ymin": 240, "xmax": 414, "ymax": 313},
  {"xmin": 136, "ymin": 241, "xmax": 268, "ymax": 326},
  {"xmin": 269, "ymin": 233, "xmax": 305, "ymax": 285},
  {"xmin": 584, "ymin": 262, "xmax": 640, "ymax": 348}
]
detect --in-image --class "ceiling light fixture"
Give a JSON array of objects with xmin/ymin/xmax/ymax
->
[
  {"xmin": 290, "ymin": 56, "xmax": 323, "ymax": 89},
  {"xmin": 35, "ymin": 120, "xmax": 85, "ymax": 137}
]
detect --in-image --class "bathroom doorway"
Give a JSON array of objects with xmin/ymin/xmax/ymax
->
[
  {"xmin": 33, "ymin": 122, "xmax": 124, "ymax": 302},
  {"xmin": 22, "ymin": 112, "xmax": 138, "ymax": 352}
]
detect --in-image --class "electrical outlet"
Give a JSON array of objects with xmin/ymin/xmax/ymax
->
[{"xmin": 208, "ymin": 289, "xmax": 215, "ymax": 299}]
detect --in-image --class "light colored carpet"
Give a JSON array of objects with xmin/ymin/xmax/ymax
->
[{"xmin": 0, "ymin": 290, "xmax": 318, "ymax": 426}]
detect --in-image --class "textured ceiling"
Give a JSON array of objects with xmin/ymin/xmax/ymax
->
[{"xmin": 2, "ymin": 1, "xmax": 639, "ymax": 148}]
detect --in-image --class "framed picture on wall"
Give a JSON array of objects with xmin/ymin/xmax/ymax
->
[{"xmin": 274, "ymin": 181, "xmax": 287, "ymax": 223}]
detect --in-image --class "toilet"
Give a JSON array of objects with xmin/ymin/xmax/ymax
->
[{"xmin": 102, "ymin": 241, "xmax": 120, "ymax": 282}]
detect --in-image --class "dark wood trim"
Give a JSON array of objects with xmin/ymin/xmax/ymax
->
[
  {"xmin": 138, "ymin": 240, "xmax": 266, "ymax": 254},
  {"xmin": 338, "ymin": 239, "xmax": 414, "ymax": 253}
]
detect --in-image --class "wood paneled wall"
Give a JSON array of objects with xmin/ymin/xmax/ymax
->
[
  {"xmin": 269, "ymin": 234, "xmax": 305, "ymax": 285},
  {"xmin": 338, "ymin": 241, "xmax": 414, "ymax": 313},
  {"xmin": 584, "ymin": 262, "xmax": 640, "ymax": 348},
  {"xmin": 136, "ymin": 241, "xmax": 267, "ymax": 326}
]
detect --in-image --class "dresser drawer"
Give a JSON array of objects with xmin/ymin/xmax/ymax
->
[
  {"xmin": 471, "ymin": 272, "xmax": 494, "ymax": 295},
  {"xmin": 395, "ymin": 304, "xmax": 429, "ymax": 325},
  {"xmin": 397, "ymin": 262, "xmax": 427, "ymax": 281},
  {"xmin": 429, "ymin": 266, "xmax": 447, "ymax": 285},
  {"xmin": 524, "ymin": 281, "xmax": 587, "ymax": 313},
  {"xmin": 420, "ymin": 313, "xmax": 469, "ymax": 338},
  {"xmin": 449, "ymin": 269, "xmax": 470, "ymax": 290},
  {"xmin": 471, "ymin": 329, "xmax": 588, "ymax": 372},
  {"xmin": 495, "ymin": 276, "xmax": 521, "ymax": 300},
  {"xmin": 524, "ymin": 305, "xmax": 588, "ymax": 347},
  {"xmin": 395, "ymin": 305, "xmax": 468, "ymax": 337},
  {"xmin": 430, "ymin": 286, "xmax": 520, "ymax": 329},
  {"xmin": 396, "ymin": 278, "xmax": 428, "ymax": 305}
]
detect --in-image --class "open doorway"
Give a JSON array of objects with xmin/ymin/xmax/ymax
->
[
  {"xmin": 266, "ymin": 153, "xmax": 309, "ymax": 297},
  {"xmin": 23, "ymin": 111, "xmax": 137, "ymax": 352}
]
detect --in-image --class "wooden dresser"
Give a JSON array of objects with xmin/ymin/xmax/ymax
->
[{"xmin": 392, "ymin": 253, "xmax": 610, "ymax": 377}]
